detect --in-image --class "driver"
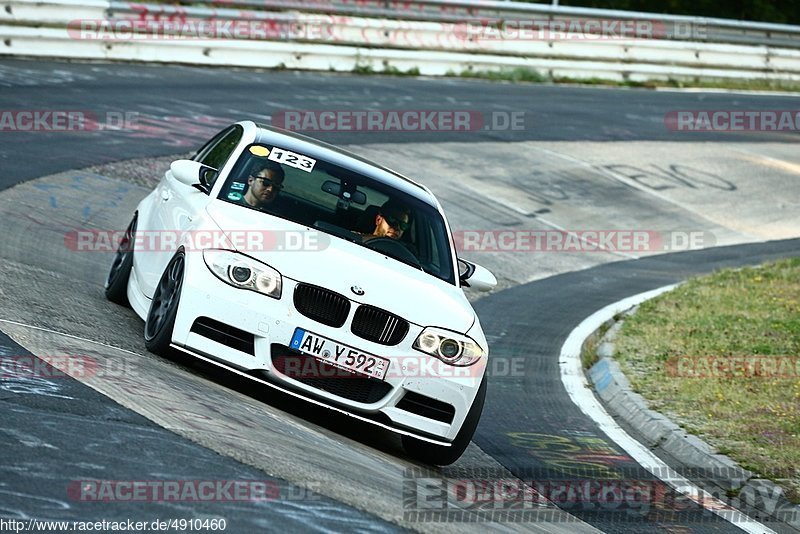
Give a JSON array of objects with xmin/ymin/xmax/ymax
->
[
  {"xmin": 242, "ymin": 160, "xmax": 285, "ymax": 209},
  {"xmin": 361, "ymin": 199, "xmax": 410, "ymax": 241}
]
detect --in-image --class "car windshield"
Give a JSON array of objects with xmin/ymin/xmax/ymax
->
[{"xmin": 218, "ymin": 143, "xmax": 456, "ymax": 284}]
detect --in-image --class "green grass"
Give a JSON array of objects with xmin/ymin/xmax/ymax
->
[
  {"xmin": 644, "ymin": 77, "xmax": 800, "ymax": 92},
  {"xmin": 451, "ymin": 68, "xmax": 800, "ymax": 92},
  {"xmin": 612, "ymin": 258, "xmax": 800, "ymax": 502},
  {"xmin": 582, "ymin": 319, "xmax": 613, "ymax": 369},
  {"xmin": 452, "ymin": 67, "xmax": 548, "ymax": 83},
  {"xmin": 352, "ymin": 64, "xmax": 421, "ymax": 76}
]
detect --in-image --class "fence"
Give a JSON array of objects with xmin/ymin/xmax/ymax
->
[{"xmin": 2, "ymin": 0, "xmax": 799, "ymax": 82}]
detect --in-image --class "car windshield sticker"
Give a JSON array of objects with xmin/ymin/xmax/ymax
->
[
  {"xmin": 230, "ymin": 182, "xmax": 245, "ymax": 191},
  {"xmin": 268, "ymin": 147, "xmax": 316, "ymax": 173},
  {"xmin": 249, "ymin": 145, "xmax": 270, "ymax": 157},
  {"xmin": 227, "ymin": 192, "xmax": 243, "ymax": 201}
]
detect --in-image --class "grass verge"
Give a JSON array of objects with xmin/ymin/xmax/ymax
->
[
  {"xmin": 352, "ymin": 64, "xmax": 421, "ymax": 76},
  {"xmin": 446, "ymin": 67, "xmax": 800, "ymax": 92},
  {"xmin": 611, "ymin": 258, "xmax": 800, "ymax": 502}
]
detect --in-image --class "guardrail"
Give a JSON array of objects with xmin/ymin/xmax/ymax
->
[
  {"xmin": 132, "ymin": 0, "xmax": 800, "ymax": 49},
  {"xmin": 1, "ymin": 0, "xmax": 799, "ymax": 83}
]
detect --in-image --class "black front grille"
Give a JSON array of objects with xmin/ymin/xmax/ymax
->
[
  {"xmin": 293, "ymin": 284, "xmax": 350, "ymax": 327},
  {"xmin": 351, "ymin": 305, "xmax": 409, "ymax": 345},
  {"xmin": 190, "ymin": 317, "xmax": 255, "ymax": 355},
  {"xmin": 396, "ymin": 391, "xmax": 455, "ymax": 424},
  {"xmin": 271, "ymin": 345, "xmax": 392, "ymax": 404}
]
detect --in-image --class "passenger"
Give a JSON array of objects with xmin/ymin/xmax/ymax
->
[{"xmin": 361, "ymin": 199, "xmax": 411, "ymax": 241}]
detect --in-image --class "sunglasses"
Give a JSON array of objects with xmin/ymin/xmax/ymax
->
[
  {"xmin": 383, "ymin": 214, "xmax": 410, "ymax": 232},
  {"xmin": 251, "ymin": 176, "xmax": 283, "ymax": 189}
]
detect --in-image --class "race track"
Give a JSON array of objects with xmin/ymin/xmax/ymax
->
[{"xmin": 1, "ymin": 58, "xmax": 799, "ymax": 533}]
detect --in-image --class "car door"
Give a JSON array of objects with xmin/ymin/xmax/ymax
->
[{"xmin": 140, "ymin": 126, "xmax": 243, "ymax": 297}]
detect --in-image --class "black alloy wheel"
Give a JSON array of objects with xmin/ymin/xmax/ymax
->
[
  {"xmin": 105, "ymin": 214, "xmax": 137, "ymax": 306},
  {"xmin": 144, "ymin": 251, "xmax": 185, "ymax": 355}
]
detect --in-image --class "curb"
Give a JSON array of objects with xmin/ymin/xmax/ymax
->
[{"xmin": 586, "ymin": 308, "xmax": 800, "ymax": 532}]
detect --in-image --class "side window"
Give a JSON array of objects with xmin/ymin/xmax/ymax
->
[
  {"xmin": 195, "ymin": 126, "xmax": 243, "ymax": 188},
  {"xmin": 194, "ymin": 127, "xmax": 229, "ymax": 162}
]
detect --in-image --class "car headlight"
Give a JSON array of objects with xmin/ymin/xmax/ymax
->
[
  {"xmin": 413, "ymin": 327, "xmax": 484, "ymax": 366},
  {"xmin": 203, "ymin": 249, "xmax": 282, "ymax": 299}
]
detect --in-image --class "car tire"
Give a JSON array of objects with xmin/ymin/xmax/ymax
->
[
  {"xmin": 104, "ymin": 214, "xmax": 137, "ymax": 306},
  {"xmin": 144, "ymin": 251, "xmax": 185, "ymax": 356},
  {"xmin": 401, "ymin": 375, "xmax": 487, "ymax": 466}
]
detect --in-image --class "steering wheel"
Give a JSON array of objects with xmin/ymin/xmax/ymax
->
[{"xmin": 363, "ymin": 237, "xmax": 422, "ymax": 269}]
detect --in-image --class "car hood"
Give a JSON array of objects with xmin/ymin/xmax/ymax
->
[{"xmin": 205, "ymin": 202, "xmax": 475, "ymax": 332}]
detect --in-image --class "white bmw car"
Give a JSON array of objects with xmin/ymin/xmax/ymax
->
[{"xmin": 105, "ymin": 121, "xmax": 497, "ymax": 465}]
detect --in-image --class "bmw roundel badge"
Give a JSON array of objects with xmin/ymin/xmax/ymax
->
[{"xmin": 351, "ymin": 285, "xmax": 365, "ymax": 296}]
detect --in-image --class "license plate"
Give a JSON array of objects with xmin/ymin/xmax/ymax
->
[{"xmin": 289, "ymin": 328, "xmax": 389, "ymax": 380}]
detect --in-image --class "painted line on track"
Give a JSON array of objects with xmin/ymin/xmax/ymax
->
[
  {"xmin": 525, "ymin": 145, "xmax": 762, "ymax": 243},
  {"xmin": 460, "ymin": 181, "xmax": 640, "ymax": 260},
  {"xmin": 0, "ymin": 317, "xmax": 451, "ymax": 445},
  {"xmin": 0, "ymin": 317, "xmax": 144, "ymax": 358},
  {"xmin": 559, "ymin": 284, "xmax": 777, "ymax": 534}
]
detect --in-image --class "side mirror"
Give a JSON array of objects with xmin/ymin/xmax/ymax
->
[
  {"xmin": 200, "ymin": 167, "xmax": 218, "ymax": 188},
  {"xmin": 169, "ymin": 160, "xmax": 216, "ymax": 191},
  {"xmin": 458, "ymin": 258, "xmax": 497, "ymax": 292}
]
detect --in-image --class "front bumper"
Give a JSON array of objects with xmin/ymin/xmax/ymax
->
[{"xmin": 171, "ymin": 251, "xmax": 486, "ymax": 442}]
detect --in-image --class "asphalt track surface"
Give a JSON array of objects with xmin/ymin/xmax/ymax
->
[
  {"xmin": 1, "ymin": 58, "xmax": 799, "ymax": 533},
  {"xmin": 473, "ymin": 239, "xmax": 800, "ymax": 533},
  {"xmin": 0, "ymin": 329, "xmax": 402, "ymax": 532},
  {"xmin": 2, "ymin": 58, "xmax": 799, "ymax": 187}
]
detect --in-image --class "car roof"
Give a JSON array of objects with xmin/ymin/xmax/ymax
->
[{"xmin": 251, "ymin": 122, "xmax": 438, "ymax": 207}]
